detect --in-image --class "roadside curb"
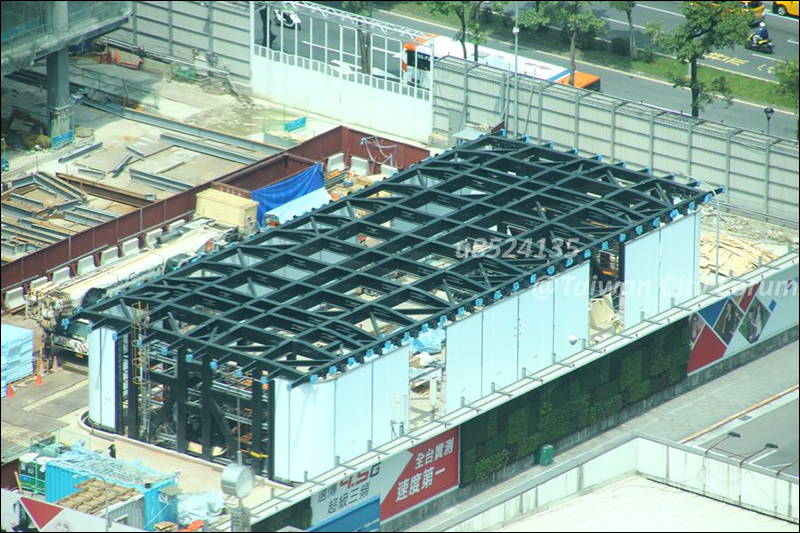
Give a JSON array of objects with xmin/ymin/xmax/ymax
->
[{"xmin": 680, "ymin": 384, "xmax": 799, "ymax": 443}]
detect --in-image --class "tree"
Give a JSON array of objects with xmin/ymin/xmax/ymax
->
[
  {"xmin": 645, "ymin": 2, "xmax": 751, "ymax": 118},
  {"xmin": 609, "ymin": 1, "xmax": 637, "ymax": 59},
  {"xmin": 343, "ymin": 1, "xmax": 373, "ymax": 75},
  {"xmin": 425, "ymin": 1, "xmax": 507, "ymax": 61},
  {"xmin": 519, "ymin": 2, "xmax": 605, "ymax": 86},
  {"xmin": 468, "ymin": 1, "xmax": 509, "ymax": 61},
  {"xmin": 775, "ymin": 58, "xmax": 799, "ymax": 139},
  {"xmin": 425, "ymin": 1, "xmax": 472, "ymax": 60}
]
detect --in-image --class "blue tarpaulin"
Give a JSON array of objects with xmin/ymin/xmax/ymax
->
[
  {"xmin": 251, "ymin": 164, "xmax": 325, "ymax": 226},
  {"xmin": 268, "ymin": 188, "xmax": 332, "ymax": 223}
]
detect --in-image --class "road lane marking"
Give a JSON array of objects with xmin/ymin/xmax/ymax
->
[
  {"xmin": 376, "ymin": 8, "xmax": 793, "ymax": 116},
  {"xmin": 789, "ymin": 39, "xmax": 799, "ymax": 45},
  {"xmin": 639, "ymin": 4, "xmax": 684, "ymax": 17},
  {"xmin": 681, "ymin": 385, "xmax": 799, "ymax": 444},
  {"xmin": 752, "ymin": 54, "xmax": 780, "ymax": 61},
  {"xmin": 604, "ymin": 17, "xmax": 647, "ymax": 30}
]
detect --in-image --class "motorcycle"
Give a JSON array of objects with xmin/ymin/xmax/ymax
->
[
  {"xmin": 746, "ymin": 32, "xmax": 774, "ymax": 54},
  {"xmin": 274, "ymin": 9, "xmax": 302, "ymax": 31}
]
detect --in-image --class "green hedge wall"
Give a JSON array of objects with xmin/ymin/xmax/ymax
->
[{"xmin": 460, "ymin": 318, "xmax": 690, "ymax": 485}]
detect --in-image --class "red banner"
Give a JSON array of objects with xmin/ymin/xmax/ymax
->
[{"xmin": 381, "ymin": 426, "xmax": 460, "ymax": 520}]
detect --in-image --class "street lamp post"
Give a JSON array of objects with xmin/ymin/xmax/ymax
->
[
  {"xmin": 704, "ymin": 431, "xmax": 741, "ymax": 459},
  {"xmin": 703, "ymin": 431, "xmax": 740, "ymax": 493},
  {"xmin": 764, "ymin": 106, "xmax": 774, "ymax": 135},
  {"xmin": 740, "ymin": 442, "xmax": 779, "ymax": 468},
  {"xmin": 513, "ymin": 2, "xmax": 520, "ymax": 138}
]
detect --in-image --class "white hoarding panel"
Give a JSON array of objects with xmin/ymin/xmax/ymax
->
[
  {"xmin": 659, "ymin": 214, "xmax": 698, "ymax": 311},
  {"xmin": 518, "ymin": 279, "xmax": 555, "ymax": 376},
  {"xmin": 481, "ymin": 296, "xmax": 519, "ymax": 396},
  {"xmin": 289, "ymin": 379, "xmax": 336, "ymax": 480},
  {"xmin": 372, "ymin": 345, "xmax": 410, "ymax": 448},
  {"xmin": 624, "ymin": 229, "xmax": 661, "ymax": 328},
  {"xmin": 272, "ymin": 377, "xmax": 292, "ymax": 481},
  {"xmin": 445, "ymin": 313, "xmax": 483, "ymax": 413},
  {"xmin": 553, "ymin": 263, "xmax": 590, "ymax": 360},
  {"xmin": 335, "ymin": 362, "xmax": 373, "ymax": 463},
  {"xmin": 88, "ymin": 326, "xmax": 116, "ymax": 430},
  {"xmin": 693, "ymin": 211, "xmax": 701, "ymax": 296}
]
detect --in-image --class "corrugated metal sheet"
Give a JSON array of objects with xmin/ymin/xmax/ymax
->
[
  {"xmin": 44, "ymin": 448, "xmax": 178, "ymax": 530},
  {"xmin": 107, "ymin": 493, "xmax": 146, "ymax": 530}
]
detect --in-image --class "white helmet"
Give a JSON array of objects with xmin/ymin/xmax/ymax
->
[{"xmin": 759, "ymin": 21, "xmax": 766, "ymax": 28}]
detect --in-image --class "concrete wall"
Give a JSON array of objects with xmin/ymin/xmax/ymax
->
[
  {"xmin": 252, "ymin": 46, "xmax": 433, "ymax": 143},
  {"xmin": 113, "ymin": 1, "xmax": 251, "ymax": 85},
  {"xmin": 433, "ymin": 57, "xmax": 799, "ymax": 225},
  {"xmin": 442, "ymin": 434, "xmax": 798, "ymax": 532}
]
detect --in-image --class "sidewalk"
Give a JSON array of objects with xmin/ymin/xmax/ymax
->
[{"xmin": 409, "ymin": 340, "xmax": 799, "ymax": 531}]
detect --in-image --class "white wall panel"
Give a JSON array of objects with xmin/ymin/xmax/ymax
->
[
  {"xmin": 518, "ymin": 279, "xmax": 555, "ymax": 376},
  {"xmin": 553, "ymin": 263, "xmax": 590, "ymax": 360},
  {"xmin": 624, "ymin": 230, "xmax": 661, "ymax": 328},
  {"xmin": 481, "ymin": 296, "xmax": 519, "ymax": 395},
  {"xmin": 693, "ymin": 211, "xmax": 701, "ymax": 295},
  {"xmin": 253, "ymin": 54, "xmax": 432, "ymax": 143},
  {"xmin": 445, "ymin": 313, "xmax": 483, "ymax": 413},
  {"xmin": 334, "ymin": 363, "xmax": 373, "ymax": 462},
  {"xmin": 272, "ymin": 377, "xmax": 292, "ymax": 480},
  {"xmin": 371, "ymin": 345, "xmax": 410, "ymax": 448},
  {"xmin": 88, "ymin": 327, "xmax": 116, "ymax": 430},
  {"xmin": 289, "ymin": 379, "xmax": 336, "ymax": 480},
  {"xmin": 658, "ymin": 214, "xmax": 698, "ymax": 311}
]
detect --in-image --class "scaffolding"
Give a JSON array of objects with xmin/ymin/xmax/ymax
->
[{"xmin": 131, "ymin": 302, "xmax": 151, "ymax": 441}]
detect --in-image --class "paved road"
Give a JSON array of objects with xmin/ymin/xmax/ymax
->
[
  {"xmin": 262, "ymin": 4, "xmax": 797, "ymax": 139},
  {"xmin": 412, "ymin": 339, "xmax": 799, "ymax": 531},
  {"xmin": 697, "ymin": 396, "xmax": 799, "ymax": 478},
  {"xmin": 373, "ymin": 9, "xmax": 799, "ymax": 140},
  {"xmin": 0, "ymin": 364, "xmax": 87, "ymax": 457},
  {"xmin": 588, "ymin": 1, "xmax": 799, "ymax": 81}
]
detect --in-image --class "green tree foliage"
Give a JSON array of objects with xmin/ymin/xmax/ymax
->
[
  {"xmin": 609, "ymin": 1, "xmax": 637, "ymax": 58},
  {"xmin": 424, "ymin": 1, "xmax": 472, "ymax": 60},
  {"xmin": 342, "ymin": 1, "xmax": 373, "ymax": 74},
  {"xmin": 775, "ymin": 58, "xmax": 799, "ymax": 139},
  {"xmin": 645, "ymin": 2, "xmax": 751, "ymax": 118},
  {"xmin": 519, "ymin": 1, "xmax": 605, "ymax": 86},
  {"xmin": 424, "ymin": 1, "xmax": 507, "ymax": 61}
]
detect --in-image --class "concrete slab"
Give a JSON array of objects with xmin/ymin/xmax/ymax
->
[
  {"xmin": 79, "ymin": 147, "xmax": 129, "ymax": 174},
  {"xmin": 127, "ymin": 138, "xmax": 172, "ymax": 158},
  {"xmin": 32, "ymin": 385, "xmax": 90, "ymax": 419}
]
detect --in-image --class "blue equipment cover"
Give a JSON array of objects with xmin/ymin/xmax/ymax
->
[{"xmin": 251, "ymin": 164, "xmax": 325, "ymax": 226}]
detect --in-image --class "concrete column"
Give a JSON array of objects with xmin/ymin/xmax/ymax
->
[{"xmin": 46, "ymin": 1, "xmax": 73, "ymax": 147}]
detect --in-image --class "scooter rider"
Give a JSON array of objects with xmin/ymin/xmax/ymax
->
[{"xmin": 752, "ymin": 21, "xmax": 769, "ymax": 45}]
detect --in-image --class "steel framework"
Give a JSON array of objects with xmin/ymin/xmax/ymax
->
[{"xmin": 79, "ymin": 134, "xmax": 712, "ymax": 475}]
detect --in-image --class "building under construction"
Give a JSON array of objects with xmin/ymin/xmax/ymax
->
[
  {"xmin": 77, "ymin": 133, "xmax": 712, "ymax": 481},
  {"xmin": 1, "ymin": 1, "xmax": 131, "ymax": 145}
]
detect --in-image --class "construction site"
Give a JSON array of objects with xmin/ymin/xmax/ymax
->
[{"xmin": 2, "ymin": 2, "xmax": 798, "ymax": 532}]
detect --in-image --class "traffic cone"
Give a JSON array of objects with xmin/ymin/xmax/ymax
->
[
  {"xmin": 114, "ymin": 49, "xmax": 121, "ymax": 64},
  {"xmin": 6, "ymin": 384, "xmax": 13, "ymax": 398},
  {"xmin": 52, "ymin": 354, "xmax": 60, "ymax": 372},
  {"xmin": 35, "ymin": 356, "xmax": 43, "ymax": 385}
]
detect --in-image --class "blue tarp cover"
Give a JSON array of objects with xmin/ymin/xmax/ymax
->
[
  {"xmin": 268, "ymin": 188, "xmax": 332, "ymax": 223},
  {"xmin": 251, "ymin": 164, "xmax": 324, "ymax": 225}
]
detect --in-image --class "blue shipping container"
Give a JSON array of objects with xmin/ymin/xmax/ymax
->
[{"xmin": 45, "ymin": 449, "xmax": 177, "ymax": 531}]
